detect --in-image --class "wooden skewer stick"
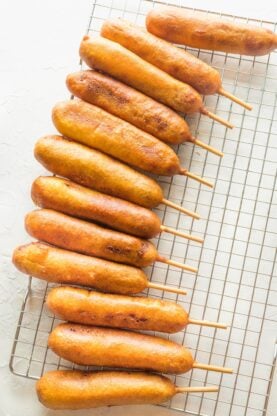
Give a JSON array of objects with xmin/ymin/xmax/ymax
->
[
  {"xmin": 193, "ymin": 362, "xmax": 233, "ymax": 374},
  {"xmin": 157, "ymin": 255, "xmax": 197, "ymax": 273},
  {"xmin": 201, "ymin": 108, "xmax": 234, "ymax": 129},
  {"xmin": 192, "ymin": 138, "xmax": 224, "ymax": 157},
  {"xmin": 162, "ymin": 198, "xmax": 200, "ymax": 220},
  {"xmin": 218, "ymin": 88, "xmax": 252, "ymax": 111},
  {"xmin": 160, "ymin": 225, "xmax": 204, "ymax": 244},
  {"xmin": 180, "ymin": 169, "xmax": 214, "ymax": 188},
  {"xmin": 175, "ymin": 386, "xmax": 219, "ymax": 394},
  {"xmin": 188, "ymin": 318, "xmax": 227, "ymax": 329},
  {"xmin": 147, "ymin": 282, "xmax": 187, "ymax": 295}
]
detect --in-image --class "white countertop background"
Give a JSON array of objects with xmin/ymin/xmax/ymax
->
[{"xmin": 0, "ymin": 1, "xmax": 276, "ymax": 415}]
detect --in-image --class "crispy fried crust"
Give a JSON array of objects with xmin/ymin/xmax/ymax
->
[
  {"xmin": 146, "ymin": 7, "xmax": 277, "ymax": 56},
  {"xmin": 25, "ymin": 209, "xmax": 158, "ymax": 267},
  {"xmin": 52, "ymin": 100, "xmax": 180, "ymax": 176},
  {"xmin": 48, "ymin": 323, "xmax": 194, "ymax": 374},
  {"xmin": 47, "ymin": 286, "xmax": 188, "ymax": 333},
  {"xmin": 32, "ymin": 176, "xmax": 161, "ymax": 238},
  {"xmin": 12, "ymin": 242, "xmax": 148, "ymax": 294},
  {"xmin": 34, "ymin": 135, "xmax": 163, "ymax": 208},
  {"xmin": 79, "ymin": 36, "xmax": 203, "ymax": 114},
  {"xmin": 36, "ymin": 370, "xmax": 175, "ymax": 409},
  {"xmin": 67, "ymin": 70, "xmax": 191, "ymax": 143},
  {"xmin": 101, "ymin": 19, "xmax": 221, "ymax": 94}
]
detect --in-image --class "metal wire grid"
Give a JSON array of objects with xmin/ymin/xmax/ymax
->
[{"xmin": 9, "ymin": 1, "xmax": 277, "ymax": 415}]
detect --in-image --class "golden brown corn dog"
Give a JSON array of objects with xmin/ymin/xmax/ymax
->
[
  {"xmin": 48, "ymin": 286, "xmax": 186, "ymax": 333},
  {"xmin": 79, "ymin": 36, "xmax": 233, "ymax": 128},
  {"xmin": 25, "ymin": 209, "xmax": 156, "ymax": 268},
  {"xmin": 101, "ymin": 19, "xmax": 220, "ymax": 95},
  {"xmin": 34, "ymin": 135, "xmax": 199, "ymax": 217},
  {"xmin": 37, "ymin": 370, "xmax": 218, "ymax": 409},
  {"xmin": 47, "ymin": 286, "xmax": 227, "ymax": 333},
  {"xmin": 52, "ymin": 100, "xmax": 213, "ymax": 185},
  {"xmin": 101, "ymin": 19, "xmax": 252, "ymax": 110},
  {"xmin": 12, "ymin": 242, "xmax": 146, "ymax": 293},
  {"xmin": 67, "ymin": 70, "xmax": 223, "ymax": 155},
  {"xmin": 146, "ymin": 7, "xmax": 277, "ymax": 56},
  {"xmin": 48, "ymin": 323, "xmax": 233, "ymax": 374},
  {"xmin": 31, "ymin": 176, "xmax": 203, "ymax": 240},
  {"xmin": 66, "ymin": 70, "xmax": 191, "ymax": 144},
  {"xmin": 12, "ymin": 243, "xmax": 186, "ymax": 295},
  {"xmin": 80, "ymin": 36, "xmax": 201, "ymax": 114},
  {"xmin": 31, "ymin": 176, "xmax": 161, "ymax": 237},
  {"xmin": 53, "ymin": 100, "xmax": 195, "ymax": 178},
  {"xmin": 25, "ymin": 209, "xmax": 197, "ymax": 272}
]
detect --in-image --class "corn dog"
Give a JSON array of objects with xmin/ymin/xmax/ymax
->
[
  {"xmin": 49, "ymin": 323, "xmax": 233, "ymax": 374},
  {"xmin": 25, "ymin": 209, "xmax": 197, "ymax": 272},
  {"xmin": 47, "ymin": 286, "xmax": 228, "ymax": 333},
  {"xmin": 52, "ymin": 100, "xmax": 213, "ymax": 186},
  {"xmin": 31, "ymin": 176, "xmax": 203, "ymax": 240},
  {"xmin": 37, "ymin": 370, "xmax": 218, "ymax": 409},
  {"xmin": 146, "ymin": 7, "xmax": 277, "ymax": 56},
  {"xmin": 13, "ymin": 243, "xmax": 187, "ymax": 295}
]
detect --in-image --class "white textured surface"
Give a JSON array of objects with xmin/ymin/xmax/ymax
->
[{"xmin": 0, "ymin": 1, "xmax": 276, "ymax": 415}]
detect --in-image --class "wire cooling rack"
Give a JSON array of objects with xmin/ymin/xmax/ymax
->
[{"xmin": 10, "ymin": 1, "xmax": 277, "ymax": 415}]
